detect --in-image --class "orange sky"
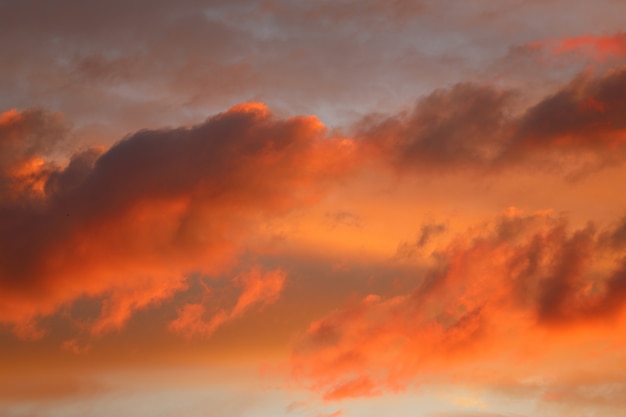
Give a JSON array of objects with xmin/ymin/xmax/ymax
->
[{"xmin": 3, "ymin": 1, "xmax": 626, "ymax": 417}]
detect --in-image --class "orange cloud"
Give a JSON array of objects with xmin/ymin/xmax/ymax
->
[
  {"xmin": 3, "ymin": 65, "xmax": 626, "ymax": 343},
  {"xmin": 509, "ymin": 68, "xmax": 626, "ymax": 160},
  {"xmin": 291, "ymin": 209, "xmax": 626, "ymax": 400},
  {"xmin": 90, "ymin": 273, "xmax": 188, "ymax": 336},
  {"xmin": 230, "ymin": 266, "xmax": 286, "ymax": 318},
  {"xmin": 0, "ymin": 108, "xmax": 67, "ymax": 201},
  {"xmin": 322, "ymin": 376, "xmax": 378, "ymax": 401},
  {"xmin": 357, "ymin": 83, "xmax": 514, "ymax": 172},
  {"xmin": 169, "ymin": 266, "xmax": 286, "ymax": 338},
  {"xmin": 0, "ymin": 104, "xmax": 354, "ymax": 339}
]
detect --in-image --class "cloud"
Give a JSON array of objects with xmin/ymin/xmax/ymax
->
[
  {"xmin": 358, "ymin": 67, "xmax": 626, "ymax": 176},
  {"xmin": 0, "ymin": 108, "xmax": 69, "ymax": 201},
  {"xmin": 601, "ymin": 215, "xmax": 626, "ymax": 249},
  {"xmin": 291, "ymin": 209, "xmax": 626, "ymax": 400},
  {"xmin": 508, "ymin": 68, "xmax": 626, "ymax": 160},
  {"xmin": 0, "ymin": 103, "xmax": 354, "ymax": 338},
  {"xmin": 169, "ymin": 266, "xmax": 286, "ymax": 338},
  {"xmin": 321, "ymin": 376, "xmax": 378, "ymax": 401},
  {"xmin": 3, "ymin": 66, "xmax": 626, "ymax": 342},
  {"xmin": 357, "ymin": 83, "xmax": 515, "ymax": 172},
  {"xmin": 395, "ymin": 222, "xmax": 447, "ymax": 259},
  {"xmin": 537, "ymin": 32, "xmax": 626, "ymax": 61},
  {"xmin": 0, "ymin": 0, "xmax": 441, "ymax": 140}
]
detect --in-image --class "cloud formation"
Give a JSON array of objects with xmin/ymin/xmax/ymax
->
[
  {"xmin": 358, "ymin": 67, "xmax": 626, "ymax": 176},
  {"xmin": 0, "ymin": 103, "xmax": 353, "ymax": 338},
  {"xmin": 2, "ymin": 66, "xmax": 626, "ymax": 345},
  {"xmin": 4, "ymin": 1, "xmax": 626, "ymax": 415},
  {"xmin": 291, "ymin": 209, "xmax": 626, "ymax": 400},
  {"xmin": 169, "ymin": 266, "xmax": 286, "ymax": 338},
  {"xmin": 0, "ymin": 108, "xmax": 69, "ymax": 201}
]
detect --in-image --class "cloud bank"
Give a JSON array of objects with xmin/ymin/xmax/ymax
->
[
  {"xmin": 291, "ymin": 209, "xmax": 626, "ymax": 400},
  {"xmin": 2, "ymin": 67, "xmax": 626, "ymax": 346}
]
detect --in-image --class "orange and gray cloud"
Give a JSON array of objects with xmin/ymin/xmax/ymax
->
[
  {"xmin": 359, "ymin": 67, "xmax": 626, "ymax": 176},
  {"xmin": 291, "ymin": 209, "xmax": 626, "ymax": 400},
  {"xmin": 0, "ymin": 103, "xmax": 354, "ymax": 338},
  {"xmin": 0, "ymin": 108, "xmax": 69, "ymax": 201},
  {"xmin": 6, "ymin": 0, "xmax": 625, "ymax": 141},
  {"xmin": 4, "ymin": 64, "xmax": 626, "ymax": 342},
  {"xmin": 4, "ymin": 2, "xmax": 626, "ymax": 416}
]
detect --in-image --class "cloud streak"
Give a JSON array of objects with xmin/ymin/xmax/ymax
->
[
  {"xmin": 169, "ymin": 266, "xmax": 286, "ymax": 338},
  {"xmin": 538, "ymin": 32, "xmax": 626, "ymax": 61}
]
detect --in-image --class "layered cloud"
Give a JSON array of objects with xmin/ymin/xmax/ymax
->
[
  {"xmin": 2, "ymin": 65, "xmax": 626, "ymax": 346},
  {"xmin": 0, "ymin": 103, "xmax": 354, "ymax": 338},
  {"xmin": 291, "ymin": 209, "xmax": 626, "ymax": 401},
  {"xmin": 4, "ymin": 1, "xmax": 626, "ymax": 415}
]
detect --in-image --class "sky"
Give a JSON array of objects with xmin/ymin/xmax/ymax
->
[{"xmin": 2, "ymin": 1, "xmax": 626, "ymax": 416}]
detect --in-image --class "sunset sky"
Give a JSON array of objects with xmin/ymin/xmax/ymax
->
[{"xmin": 3, "ymin": 1, "xmax": 626, "ymax": 416}]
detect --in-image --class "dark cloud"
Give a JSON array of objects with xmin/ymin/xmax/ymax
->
[
  {"xmin": 3, "ymin": 68, "xmax": 626, "ymax": 339},
  {"xmin": 358, "ymin": 83, "xmax": 515, "ymax": 172},
  {"xmin": 508, "ymin": 68, "xmax": 626, "ymax": 156},
  {"xmin": 601, "ymin": 215, "xmax": 626, "ymax": 249},
  {"xmin": 0, "ymin": 104, "xmax": 354, "ymax": 336},
  {"xmin": 358, "ymin": 68, "xmax": 626, "ymax": 176}
]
